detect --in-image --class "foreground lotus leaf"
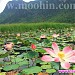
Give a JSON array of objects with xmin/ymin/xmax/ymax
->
[
  {"xmin": 41, "ymin": 65, "xmax": 51, "ymax": 69},
  {"xmin": 0, "ymin": 52, "xmax": 9, "ymax": 58},
  {"xmin": 3, "ymin": 64, "xmax": 19, "ymax": 71},
  {"xmin": 22, "ymin": 66, "xmax": 42, "ymax": 74},
  {"xmin": 11, "ymin": 57, "xmax": 24, "ymax": 63},
  {"xmin": 18, "ymin": 60, "xmax": 28, "ymax": 66},
  {"xmin": 46, "ymin": 69, "xmax": 56, "ymax": 73}
]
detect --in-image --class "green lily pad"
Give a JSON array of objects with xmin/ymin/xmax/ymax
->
[
  {"xmin": 28, "ymin": 38, "xmax": 37, "ymax": 43},
  {"xmin": 19, "ymin": 47, "xmax": 30, "ymax": 51},
  {"xmin": 40, "ymin": 62, "xmax": 48, "ymax": 65},
  {"xmin": 0, "ymin": 52, "xmax": 9, "ymax": 58},
  {"xmin": 27, "ymin": 51, "xmax": 39, "ymax": 58},
  {"xmin": 36, "ymin": 49, "xmax": 46, "ymax": 53},
  {"xmin": 46, "ymin": 69, "xmax": 56, "ymax": 73},
  {"xmin": 0, "ymin": 50, "xmax": 6, "ymax": 55},
  {"xmin": 3, "ymin": 64, "xmax": 19, "ymax": 71},
  {"xmin": 0, "ymin": 67, "xmax": 3, "ymax": 70},
  {"xmin": 14, "ymin": 52, "xmax": 20, "ymax": 55},
  {"xmin": 41, "ymin": 65, "xmax": 51, "ymax": 69},
  {"xmin": 0, "ymin": 62, "xmax": 4, "ymax": 67},
  {"xmin": 35, "ymin": 59, "xmax": 42, "ymax": 63},
  {"xmin": 22, "ymin": 66, "xmax": 42, "ymax": 74},
  {"xmin": 4, "ymin": 62, "xmax": 11, "ymax": 65},
  {"xmin": 51, "ymin": 62, "xmax": 60, "ymax": 70},
  {"xmin": 11, "ymin": 57, "xmax": 24, "ymax": 63},
  {"xmin": 18, "ymin": 60, "xmax": 28, "ymax": 66}
]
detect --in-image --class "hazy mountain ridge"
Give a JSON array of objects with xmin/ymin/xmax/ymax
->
[{"xmin": 0, "ymin": 0, "xmax": 75, "ymax": 24}]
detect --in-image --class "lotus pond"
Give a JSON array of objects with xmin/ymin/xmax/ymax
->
[{"xmin": 0, "ymin": 27, "xmax": 75, "ymax": 75}]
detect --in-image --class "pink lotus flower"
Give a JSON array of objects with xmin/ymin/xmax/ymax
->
[
  {"xmin": 4, "ymin": 42, "xmax": 14, "ymax": 51},
  {"xmin": 41, "ymin": 42, "xmax": 75, "ymax": 69},
  {"xmin": 52, "ymin": 34, "xmax": 59, "ymax": 38},
  {"xmin": 31, "ymin": 44, "xmax": 36, "ymax": 50},
  {"xmin": 40, "ymin": 35, "xmax": 46, "ymax": 39},
  {"xmin": 17, "ymin": 33, "xmax": 21, "ymax": 37}
]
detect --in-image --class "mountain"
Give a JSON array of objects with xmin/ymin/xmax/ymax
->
[{"xmin": 0, "ymin": 0, "xmax": 75, "ymax": 23}]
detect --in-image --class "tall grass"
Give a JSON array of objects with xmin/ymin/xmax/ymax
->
[{"xmin": 0, "ymin": 22, "xmax": 75, "ymax": 33}]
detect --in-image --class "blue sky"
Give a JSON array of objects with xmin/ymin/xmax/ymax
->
[{"xmin": 0, "ymin": 0, "xmax": 34, "ymax": 13}]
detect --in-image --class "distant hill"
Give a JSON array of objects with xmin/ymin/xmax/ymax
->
[{"xmin": 0, "ymin": 0, "xmax": 75, "ymax": 24}]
